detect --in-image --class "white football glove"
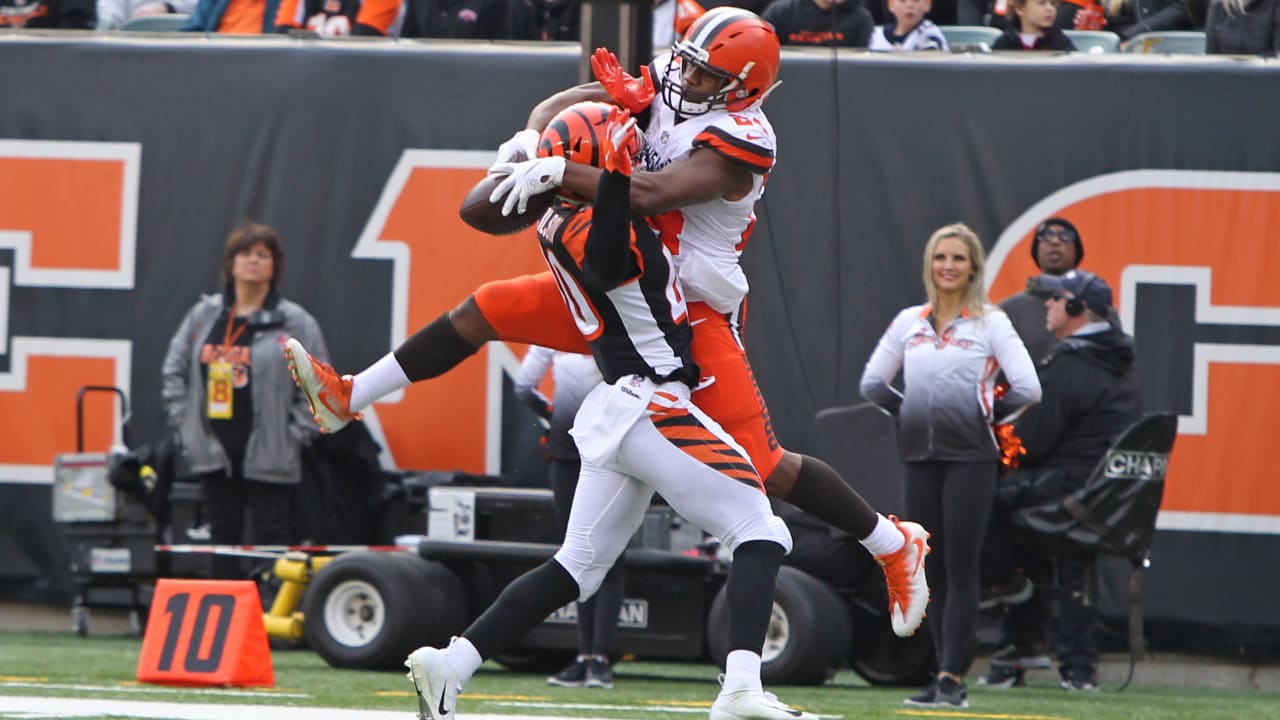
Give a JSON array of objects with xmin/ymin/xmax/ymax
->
[
  {"xmin": 490, "ymin": 128, "xmax": 541, "ymax": 171},
  {"xmin": 489, "ymin": 156, "xmax": 566, "ymax": 216}
]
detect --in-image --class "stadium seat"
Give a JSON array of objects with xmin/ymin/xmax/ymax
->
[
  {"xmin": 940, "ymin": 25, "xmax": 1003, "ymax": 50},
  {"xmin": 1064, "ymin": 29, "xmax": 1122, "ymax": 53},
  {"xmin": 119, "ymin": 14, "xmax": 190, "ymax": 32},
  {"xmin": 1123, "ymin": 30, "xmax": 1208, "ymax": 54}
]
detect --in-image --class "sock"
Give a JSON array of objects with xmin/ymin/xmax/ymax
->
[
  {"xmin": 350, "ymin": 352, "xmax": 410, "ymax": 413},
  {"xmin": 394, "ymin": 312, "xmax": 480, "ymax": 382},
  {"xmin": 443, "ymin": 636, "xmax": 484, "ymax": 685},
  {"xmin": 860, "ymin": 513, "xmax": 906, "ymax": 556},
  {"xmin": 725, "ymin": 540, "xmax": 784, "ymax": 655},
  {"xmin": 786, "ymin": 455, "xmax": 878, "ymax": 539},
  {"xmin": 722, "ymin": 650, "xmax": 763, "ymax": 693}
]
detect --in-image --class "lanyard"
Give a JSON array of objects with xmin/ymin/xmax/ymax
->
[
  {"xmin": 208, "ymin": 307, "xmax": 249, "ymax": 421},
  {"xmin": 222, "ymin": 308, "xmax": 249, "ymax": 354}
]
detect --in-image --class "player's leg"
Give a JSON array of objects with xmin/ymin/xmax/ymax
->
[
  {"xmin": 545, "ymin": 455, "xmax": 625, "ymax": 689},
  {"xmin": 688, "ymin": 302, "xmax": 930, "ymax": 637},
  {"xmin": 780, "ymin": 445, "xmax": 930, "ymax": 638},
  {"xmin": 623, "ymin": 392, "xmax": 813, "ymax": 720},
  {"xmin": 408, "ymin": 463, "xmax": 648, "ymax": 720},
  {"xmin": 286, "ymin": 273, "xmax": 587, "ymax": 433},
  {"xmin": 374, "ymin": 273, "xmax": 586, "ymax": 399}
]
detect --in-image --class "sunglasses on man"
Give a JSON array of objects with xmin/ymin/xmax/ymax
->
[{"xmin": 1037, "ymin": 227, "xmax": 1076, "ymax": 243}]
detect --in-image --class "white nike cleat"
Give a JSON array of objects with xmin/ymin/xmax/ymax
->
[
  {"xmin": 875, "ymin": 515, "xmax": 931, "ymax": 637},
  {"xmin": 709, "ymin": 682, "xmax": 817, "ymax": 720},
  {"xmin": 283, "ymin": 337, "xmax": 359, "ymax": 434},
  {"xmin": 405, "ymin": 645, "xmax": 461, "ymax": 720}
]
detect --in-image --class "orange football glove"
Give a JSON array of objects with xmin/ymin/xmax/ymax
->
[
  {"xmin": 601, "ymin": 107, "xmax": 637, "ymax": 176},
  {"xmin": 591, "ymin": 47, "xmax": 655, "ymax": 114}
]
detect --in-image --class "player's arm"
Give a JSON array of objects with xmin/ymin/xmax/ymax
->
[
  {"xmin": 562, "ymin": 147, "xmax": 754, "ymax": 216},
  {"xmin": 535, "ymin": 48, "xmax": 656, "ymax": 130},
  {"xmin": 582, "ymin": 172, "xmax": 637, "ymax": 290},
  {"xmin": 498, "ymin": 50, "xmax": 655, "ymax": 165},
  {"xmin": 513, "ymin": 346, "xmax": 554, "ymax": 421},
  {"xmin": 583, "ymin": 108, "xmax": 641, "ymax": 290},
  {"xmin": 490, "ymin": 84, "xmax": 612, "ymax": 169},
  {"xmin": 527, "ymin": 83, "xmax": 612, "ymax": 130}
]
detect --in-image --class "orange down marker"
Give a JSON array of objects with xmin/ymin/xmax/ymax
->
[{"xmin": 135, "ymin": 579, "xmax": 273, "ymax": 686}]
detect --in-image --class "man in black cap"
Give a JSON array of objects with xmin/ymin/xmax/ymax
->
[
  {"xmin": 998, "ymin": 217, "xmax": 1086, "ymax": 363},
  {"xmin": 982, "ymin": 269, "xmax": 1143, "ymax": 692}
]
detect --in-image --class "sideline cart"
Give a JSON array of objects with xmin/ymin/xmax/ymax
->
[{"xmin": 51, "ymin": 386, "xmax": 157, "ymax": 636}]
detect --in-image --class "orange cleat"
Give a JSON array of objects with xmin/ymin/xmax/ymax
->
[
  {"xmin": 876, "ymin": 515, "xmax": 931, "ymax": 637},
  {"xmin": 283, "ymin": 338, "xmax": 361, "ymax": 433}
]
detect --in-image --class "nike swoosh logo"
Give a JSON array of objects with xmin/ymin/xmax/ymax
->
[
  {"xmin": 910, "ymin": 537, "xmax": 926, "ymax": 578},
  {"xmin": 438, "ymin": 687, "xmax": 450, "ymax": 716},
  {"xmin": 316, "ymin": 390, "xmax": 344, "ymax": 418}
]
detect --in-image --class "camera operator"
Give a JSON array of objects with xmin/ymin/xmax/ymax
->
[{"xmin": 982, "ymin": 270, "xmax": 1142, "ymax": 692}]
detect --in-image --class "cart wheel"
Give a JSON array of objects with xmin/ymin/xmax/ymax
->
[
  {"xmin": 707, "ymin": 566, "xmax": 849, "ymax": 686},
  {"xmin": 387, "ymin": 554, "xmax": 469, "ymax": 649},
  {"xmin": 303, "ymin": 551, "xmax": 464, "ymax": 670},
  {"xmin": 72, "ymin": 606, "xmax": 89, "ymax": 637}
]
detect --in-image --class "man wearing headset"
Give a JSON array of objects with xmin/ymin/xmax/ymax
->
[{"xmin": 982, "ymin": 269, "xmax": 1143, "ymax": 692}]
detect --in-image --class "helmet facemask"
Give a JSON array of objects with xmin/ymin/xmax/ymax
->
[
  {"xmin": 661, "ymin": 49, "xmax": 741, "ymax": 116},
  {"xmin": 659, "ymin": 8, "xmax": 781, "ymax": 116}
]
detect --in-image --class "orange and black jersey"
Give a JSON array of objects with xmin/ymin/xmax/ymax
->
[
  {"xmin": 274, "ymin": 0, "xmax": 405, "ymax": 36},
  {"xmin": 535, "ymin": 170, "xmax": 698, "ymax": 388}
]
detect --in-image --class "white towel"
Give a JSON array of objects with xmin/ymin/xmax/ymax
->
[{"xmin": 570, "ymin": 375, "xmax": 658, "ymax": 468}]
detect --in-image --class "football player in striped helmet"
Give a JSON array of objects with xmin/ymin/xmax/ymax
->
[{"xmin": 405, "ymin": 103, "xmax": 815, "ymax": 720}]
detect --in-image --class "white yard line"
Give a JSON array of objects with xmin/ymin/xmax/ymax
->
[
  {"xmin": 0, "ymin": 695, "xmax": 635, "ymax": 720},
  {"xmin": 0, "ymin": 682, "xmax": 306, "ymax": 698}
]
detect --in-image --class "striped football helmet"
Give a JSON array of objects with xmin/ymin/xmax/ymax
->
[{"xmin": 662, "ymin": 7, "xmax": 781, "ymax": 116}]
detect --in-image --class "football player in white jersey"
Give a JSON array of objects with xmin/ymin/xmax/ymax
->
[{"xmin": 286, "ymin": 7, "xmax": 930, "ymax": 651}]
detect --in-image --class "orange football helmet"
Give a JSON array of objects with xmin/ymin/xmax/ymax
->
[{"xmin": 662, "ymin": 7, "xmax": 781, "ymax": 116}]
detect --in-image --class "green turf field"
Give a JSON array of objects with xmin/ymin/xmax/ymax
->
[{"xmin": 1, "ymin": 632, "xmax": 1276, "ymax": 720}]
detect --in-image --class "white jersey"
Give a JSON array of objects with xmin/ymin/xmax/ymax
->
[
  {"xmin": 859, "ymin": 304, "xmax": 1041, "ymax": 462},
  {"xmin": 513, "ymin": 346, "xmax": 602, "ymax": 420},
  {"xmin": 641, "ymin": 53, "xmax": 778, "ymax": 314},
  {"xmin": 867, "ymin": 19, "xmax": 948, "ymax": 52}
]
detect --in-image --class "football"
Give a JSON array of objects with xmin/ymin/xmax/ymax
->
[{"xmin": 459, "ymin": 173, "xmax": 556, "ymax": 236}]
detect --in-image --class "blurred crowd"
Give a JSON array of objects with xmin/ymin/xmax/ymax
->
[{"xmin": 1, "ymin": 0, "xmax": 1274, "ymax": 56}]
